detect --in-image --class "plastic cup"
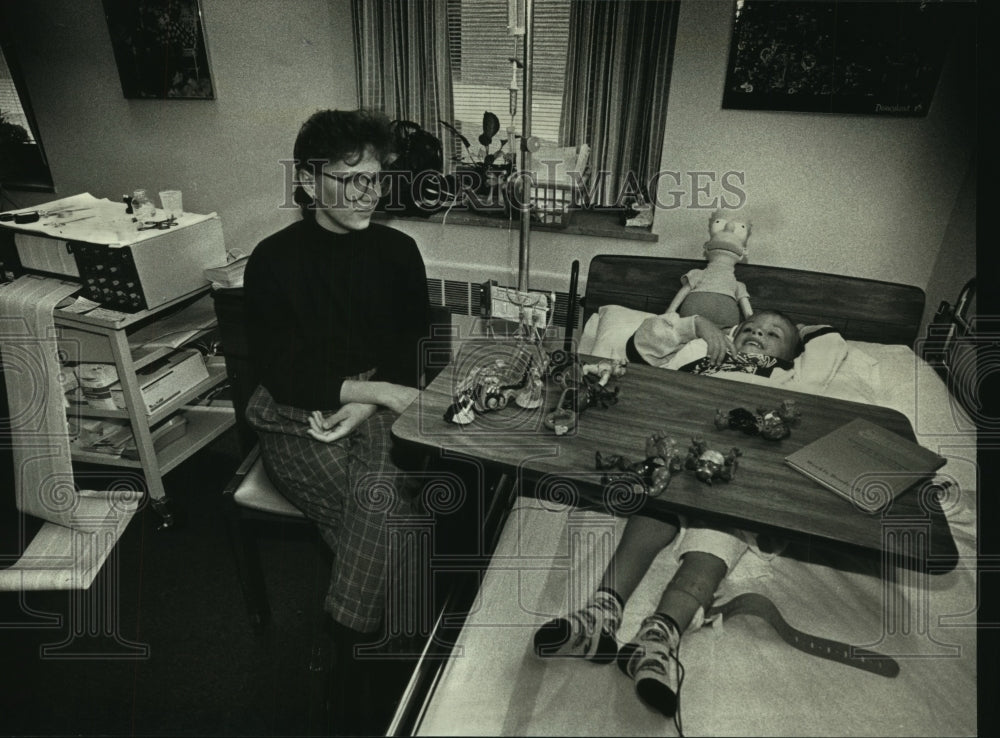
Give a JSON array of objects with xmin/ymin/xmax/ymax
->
[
  {"xmin": 159, "ymin": 190, "xmax": 183, "ymax": 217},
  {"xmin": 132, "ymin": 189, "xmax": 155, "ymax": 221}
]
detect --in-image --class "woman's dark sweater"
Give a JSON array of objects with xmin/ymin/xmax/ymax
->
[{"xmin": 244, "ymin": 218, "xmax": 430, "ymax": 411}]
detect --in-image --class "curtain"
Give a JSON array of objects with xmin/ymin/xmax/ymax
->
[
  {"xmin": 559, "ymin": 0, "xmax": 680, "ymax": 207},
  {"xmin": 351, "ymin": 0, "xmax": 453, "ymax": 131}
]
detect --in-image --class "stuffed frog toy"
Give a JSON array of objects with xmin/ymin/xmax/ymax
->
[{"xmin": 666, "ymin": 209, "xmax": 753, "ymax": 328}]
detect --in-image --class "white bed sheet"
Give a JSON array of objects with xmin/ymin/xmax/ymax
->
[{"xmin": 414, "ymin": 341, "xmax": 979, "ymax": 737}]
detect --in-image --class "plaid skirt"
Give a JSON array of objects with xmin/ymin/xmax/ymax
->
[{"xmin": 245, "ymin": 382, "xmax": 418, "ymax": 633}]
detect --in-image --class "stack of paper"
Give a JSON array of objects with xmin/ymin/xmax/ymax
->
[
  {"xmin": 127, "ymin": 295, "xmax": 217, "ymax": 350},
  {"xmin": 203, "ymin": 255, "xmax": 248, "ymax": 289}
]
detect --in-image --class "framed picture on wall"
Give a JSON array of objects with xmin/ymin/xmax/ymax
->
[
  {"xmin": 103, "ymin": 0, "xmax": 214, "ymax": 99},
  {"xmin": 721, "ymin": 0, "xmax": 953, "ymax": 116}
]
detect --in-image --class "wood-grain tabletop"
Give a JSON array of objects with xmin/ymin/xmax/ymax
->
[{"xmin": 393, "ymin": 342, "xmax": 957, "ymax": 573}]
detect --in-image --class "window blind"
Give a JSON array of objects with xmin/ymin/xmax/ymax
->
[
  {"xmin": 446, "ymin": 0, "xmax": 570, "ymax": 164},
  {"xmin": 0, "ymin": 47, "xmax": 34, "ymax": 143}
]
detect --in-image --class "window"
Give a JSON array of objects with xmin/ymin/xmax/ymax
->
[
  {"xmin": 445, "ymin": 0, "xmax": 678, "ymax": 207},
  {"xmin": 1, "ymin": 27, "xmax": 54, "ymax": 192},
  {"xmin": 446, "ymin": 0, "xmax": 571, "ymax": 159},
  {"xmin": 354, "ymin": 0, "xmax": 678, "ymax": 210},
  {"xmin": 0, "ymin": 53, "xmax": 33, "ymax": 143}
]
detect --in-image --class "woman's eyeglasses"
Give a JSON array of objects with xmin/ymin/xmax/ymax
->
[{"xmin": 321, "ymin": 170, "xmax": 382, "ymax": 196}]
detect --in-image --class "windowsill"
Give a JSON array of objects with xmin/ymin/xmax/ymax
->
[{"xmin": 374, "ymin": 207, "xmax": 658, "ymax": 243}]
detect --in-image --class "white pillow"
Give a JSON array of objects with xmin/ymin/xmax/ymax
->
[
  {"xmin": 792, "ymin": 323, "xmax": 848, "ymax": 392},
  {"xmin": 577, "ymin": 313, "xmax": 600, "ymax": 355},
  {"xmin": 589, "ymin": 305, "xmax": 656, "ymax": 359},
  {"xmin": 822, "ymin": 342, "xmax": 881, "ymax": 404}
]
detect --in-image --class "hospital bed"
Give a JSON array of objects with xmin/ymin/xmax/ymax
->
[{"xmin": 391, "ymin": 255, "xmax": 979, "ymax": 737}]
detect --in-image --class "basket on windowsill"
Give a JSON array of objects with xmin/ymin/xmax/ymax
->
[
  {"xmin": 497, "ymin": 178, "xmax": 584, "ymax": 228},
  {"xmin": 509, "ymin": 143, "xmax": 591, "ymax": 229},
  {"xmin": 529, "ymin": 181, "xmax": 579, "ymax": 228}
]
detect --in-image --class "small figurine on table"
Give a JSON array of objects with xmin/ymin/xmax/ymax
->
[
  {"xmin": 581, "ymin": 359, "xmax": 628, "ymax": 387},
  {"xmin": 715, "ymin": 399, "xmax": 801, "ymax": 441},
  {"xmin": 683, "ymin": 437, "xmax": 742, "ymax": 484},
  {"xmin": 562, "ymin": 374, "xmax": 620, "ymax": 414},
  {"xmin": 444, "ymin": 350, "xmax": 552, "ymax": 425},
  {"xmin": 443, "ymin": 392, "xmax": 476, "ymax": 425},
  {"xmin": 595, "ymin": 433, "xmax": 682, "ymax": 497},
  {"xmin": 576, "ymin": 358, "xmax": 626, "ymax": 409},
  {"xmin": 543, "ymin": 356, "xmax": 624, "ymax": 434},
  {"xmin": 543, "ymin": 407, "xmax": 576, "ymax": 436},
  {"xmin": 514, "ymin": 357, "xmax": 546, "ymax": 409}
]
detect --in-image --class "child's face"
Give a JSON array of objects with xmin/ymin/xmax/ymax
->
[{"xmin": 733, "ymin": 313, "xmax": 798, "ymax": 361}]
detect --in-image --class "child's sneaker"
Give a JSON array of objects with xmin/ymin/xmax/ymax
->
[
  {"xmin": 533, "ymin": 588, "xmax": 623, "ymax": 664},
  {"xmin": 617, "ymin": 613, "xmax": 683, "ymax": 717}
]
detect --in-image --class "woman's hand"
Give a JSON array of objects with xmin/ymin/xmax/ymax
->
[
  {"xmin": 695, "ymin": 316, "xmax": 735, "ymax": 365},
  {"xmin": 307, "ymin": 403, "xmax": 377, "ymax": 443}
]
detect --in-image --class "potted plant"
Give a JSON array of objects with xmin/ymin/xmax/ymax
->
[
  {"xmin": 1, "ymin": 110, "xmax": 29, "ymax": 146},
  {"xmin": 439, "ymin": 111, "xmax": 514, "ymax": 199},
  {"xmin": 1, "ymin": 109, "xmax": 34, "ymax": 183}
]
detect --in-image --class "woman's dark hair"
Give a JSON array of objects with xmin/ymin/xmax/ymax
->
[{"xmin": 292, "ymin": 108, "xmax": 395, "ymax": 208}]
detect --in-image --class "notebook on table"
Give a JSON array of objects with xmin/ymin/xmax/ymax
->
[{"xmin": 785, "ymin": 417, "xmax": 946, "ymax": 513}]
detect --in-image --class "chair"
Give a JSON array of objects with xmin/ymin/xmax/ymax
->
[
  {"xmin": 211, "ymin": 289, "xmax": 455, "ymax": 630},
  {"xmin": 212, "ymin": 289, "xmax": 454, "ymax": 733},
  {"xmin": 212, "ymin": 285, "xmax": 331, "ymax": 734}
]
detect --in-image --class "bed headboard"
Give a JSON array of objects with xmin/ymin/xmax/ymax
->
[{"xmin": 582, "ymin": 255, "xmax": 925, "ymax": 346}]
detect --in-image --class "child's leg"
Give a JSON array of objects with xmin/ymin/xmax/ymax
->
[
  {"xmin": 618, "ymin": 525, "xmax": 747, "ymax": 717},
  {"xmin": 655, "ymin": 551, "xmax": 728, "ymax": 631},
  {"xmin": 534, "ymin": 514, "xmax": 680, "ymax": 662},
  {"xmin": 601, "ymin": 514, "xmax": 681, "ymax": 597}
]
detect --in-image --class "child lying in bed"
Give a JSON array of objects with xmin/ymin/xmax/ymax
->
[{"xmin": 534, "ymin": 309, "xmax": 803, "ymax": 720}]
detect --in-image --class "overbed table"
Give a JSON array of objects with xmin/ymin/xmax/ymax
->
[{"xmin": 392, "ymin": 342, "xmax": 958, "ymax": 573}]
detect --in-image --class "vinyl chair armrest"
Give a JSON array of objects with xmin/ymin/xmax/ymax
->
[{"xmin": 223, "ymin": 444, "xmax": 262, "ymax": 498}]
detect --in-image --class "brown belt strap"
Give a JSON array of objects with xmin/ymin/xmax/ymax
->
[{"xmin": 707, "ymin": 592, "xmax": 900, "ymax": 678}]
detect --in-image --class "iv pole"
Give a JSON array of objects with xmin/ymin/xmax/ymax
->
[{"xmin": 517, "ymin": 0, "xmax": 533, "ymax": 294}]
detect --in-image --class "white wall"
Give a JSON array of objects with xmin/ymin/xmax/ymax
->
[
  {"xmin": 650, "ymin": 0, "xmax": 976, "ymax": 284},
  {"xmin": 6, "ymin": 0, "xmax": 977, "ymax": 334},
  {"xmin": 390, "ymin": 1, "xmax": 977, "ymax": 326},
  {"xmin": 6, "ymin": 0, "xmax": 359, "ymax": 255},
  {"xmin": 923, "ymin": 152, "xmax": 977, "ymax": 327}
]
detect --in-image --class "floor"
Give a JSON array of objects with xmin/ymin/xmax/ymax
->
[{"xmin": 0, "ymin": 428, "xmax": 427, "ymax": 737}]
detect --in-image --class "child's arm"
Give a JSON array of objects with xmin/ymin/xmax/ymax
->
[
  {"xmin": 694, "ymin": 316, "xmax": 735, "ymax": 364},
  {"xmin": 632, "ymin": 313, "xmax": 733, "ymax": 367},
  {"xmin": 632, "ymin": 312, "xmax": 698, "ymax": 366}
]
